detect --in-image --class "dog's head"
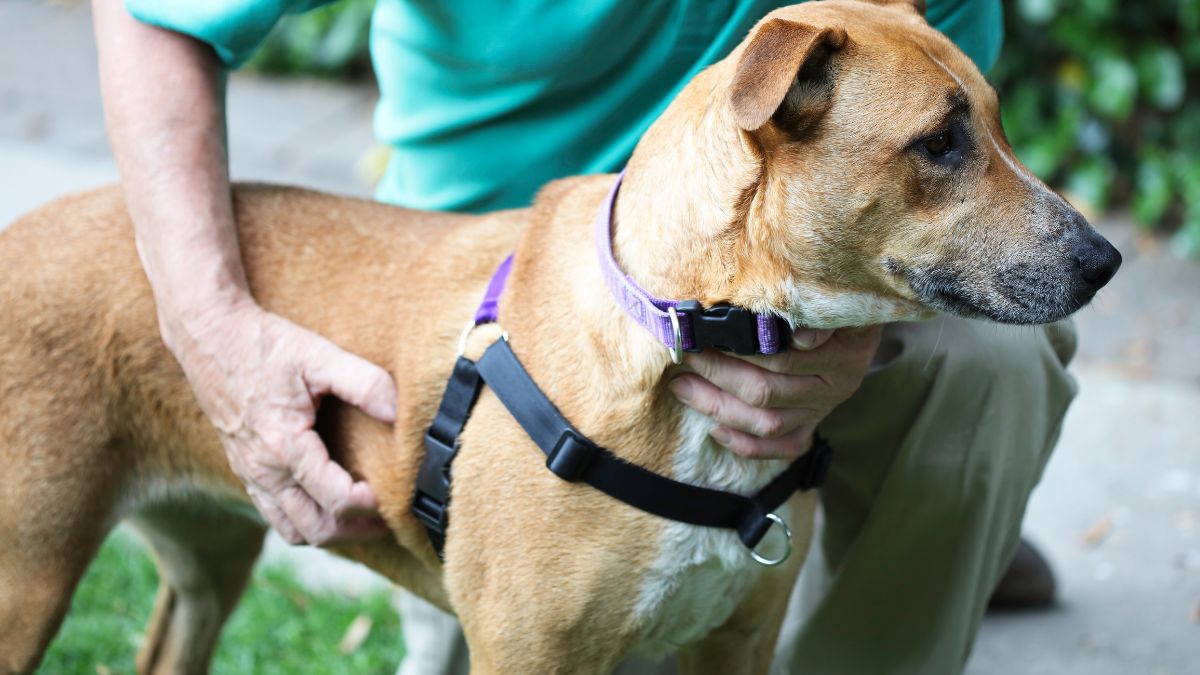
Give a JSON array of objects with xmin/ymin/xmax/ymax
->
[{"xmin": 625, "ymin": 0, "xmax": 1119, "ymax": 327}]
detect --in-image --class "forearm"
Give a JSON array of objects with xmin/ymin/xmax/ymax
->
[{"xmin": 93, "ymin": 0, "xmax": 250, "ymax": 348}]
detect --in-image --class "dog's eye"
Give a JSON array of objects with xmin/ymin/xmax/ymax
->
[{"xmin": 923, "ymin": 131, "xmax": 952, "ymax": 157}]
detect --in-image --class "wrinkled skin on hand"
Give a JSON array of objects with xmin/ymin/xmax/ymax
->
[
  {"xmin": 670, "ymin": 326, "xmax": 883, "ymax": 459},
  {"xmin": 165, "ymin": 301, "xmax": 397, "ymax": 545}
]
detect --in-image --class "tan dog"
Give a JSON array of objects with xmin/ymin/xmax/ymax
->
[{"xmin": 0, "ymin": 1, "xmax": 1119, "ymax": 673}]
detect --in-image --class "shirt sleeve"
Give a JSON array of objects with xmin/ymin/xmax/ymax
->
[
  {"xmin": 926, "ymin": 0, "xmax": 1004, "ymax": 73},
  {"xmin": 124, "ymin": 0, "xmax": 337, "ymax": 68}
]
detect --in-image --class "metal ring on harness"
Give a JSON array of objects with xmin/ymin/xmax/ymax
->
[
  {"xmin": 667, "ymin": 306, "xmax": 683, "ymax": 365},
  {"xmin": 748, "ymin": 512, "xmax": 793, "ymax": 567},
  {"xmin": 458, "ymin": 321, "xmax": 509, "ymax": 358},
  {"xmin": 456, "ymin": 321, "xmax": 478, "ymax": 358}
]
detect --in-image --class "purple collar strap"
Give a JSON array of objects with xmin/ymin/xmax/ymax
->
[
  {"xmin": 471, "ymin": 173, "xmax": 789, "ymax": 363},
  {"xmin": 593, "ymin": 172, "xmax": 788, "ymax": 363},
  {"xmin": 474, "ymin": 253, "xmax": 512, "ymax": 325}
]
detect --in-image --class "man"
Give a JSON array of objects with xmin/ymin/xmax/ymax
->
[{"xmin": 91, "ymin": 1, "xmax": 1071, "ymax": 672}]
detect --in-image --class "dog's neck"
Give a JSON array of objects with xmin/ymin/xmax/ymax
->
[
  {"xmin": 500, "ymin": 68, "xmax": 791, "ymax": 477},
  {"xmin": 610, "ymin": 66, "xmax": 793, "ymax": 320}
]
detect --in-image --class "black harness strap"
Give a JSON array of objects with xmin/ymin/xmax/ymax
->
[
  {"xmin": 412, "ymin": 356, "xmax": 484, "ymax": 554},
  {"xmin": 413, "ymin": 339, "xmax": 833, "ymax": 560}
]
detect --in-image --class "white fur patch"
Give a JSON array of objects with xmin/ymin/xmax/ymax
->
[
  {"xmin": 632, "ymin": 408, "xmax": 790, "ymax": 656},
  {"xmin": 784, "ymin": 279, "xmax": 928, "ymax": 328}
]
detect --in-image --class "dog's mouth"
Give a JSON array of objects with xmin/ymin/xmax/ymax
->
[{"xmin": 904, "ymin": 265, "xmax": 1096, "ymax": 325}]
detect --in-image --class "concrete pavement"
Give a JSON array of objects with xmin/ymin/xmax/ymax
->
[{"xmin": 1, "ymin": 1, "xmax": 1196, "ymax": 672}]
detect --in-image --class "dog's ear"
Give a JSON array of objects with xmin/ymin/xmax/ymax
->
[{"xmin": 728, "ymin": 19, "xmax": 847, "ymax": 132}]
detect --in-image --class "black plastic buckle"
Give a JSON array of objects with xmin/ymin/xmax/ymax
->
[
  {"xmin": 546, "ymin": 430, "xmax": 598, "ymax": 482},
  {"xmin": 412, "ymin": 491, "xmax": 447, "ymax": 533},
  {"xmin": 676, "ymin": 300, "xmax": 763, "ymax": 355},
  {"xmin": 413, "ymin": 432, "xmax": 456, "ymax": 533}
]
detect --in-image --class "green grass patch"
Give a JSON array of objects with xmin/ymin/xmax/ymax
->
[{"xmin": 38, "ymin": 532, "xmax": 404, "ymax": 674}]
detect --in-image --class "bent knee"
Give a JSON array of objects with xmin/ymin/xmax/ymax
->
[{"xmin": 890, "ymin": 318, "xmax": 1077, "ymax": 406}]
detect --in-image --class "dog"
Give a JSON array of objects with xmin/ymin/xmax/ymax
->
[{"xmin": 0, "ymin": 1, "xmax": 1120, "ymax": 673}]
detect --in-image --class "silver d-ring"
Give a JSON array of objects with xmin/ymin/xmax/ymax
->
[
  {"xmin": 457, "ymin": 321, "xmax": 509, "ymax": 357},
  {"xmin": 748, "ymin": 512, "xmax": 793, "ymax": 567},
  {"xmin": 456, "ymin": 321, "xmax": 478, "ymax": 357},
  {"xmin": 667, "ymin": 306, "xmax": 683, "ymax": 365}
]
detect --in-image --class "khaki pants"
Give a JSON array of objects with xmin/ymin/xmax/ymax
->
[{"xmin": 398, "ymin": 317, "xmax": 1079, "ymax": 675}]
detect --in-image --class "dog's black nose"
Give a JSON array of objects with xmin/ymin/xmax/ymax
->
[{"xmin": 1072, "ymin": 228, "xmax": 1121, "ymax": 293}]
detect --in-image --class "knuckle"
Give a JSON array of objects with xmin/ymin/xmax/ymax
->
[
  {"xmin": 258, "ymin": 429, "xmax": 290, "ymax": 456},
  {"xmin": 703, "ymin": 394, "xmax": 725, "ymax": 422},
  {"xmin": 755, "ymin": 412, "xmax": 787, "ymax": 439},
  {"xmin": 245, "ymin": 463, "xmax": 279, "ymax": 489},
  {"xmin": 327, "ymin": 500, "xmax": 351, "ymax": 521},
  {"xmin": 742, "ymin": 376, "xmax": 775, "ymax": 409}
]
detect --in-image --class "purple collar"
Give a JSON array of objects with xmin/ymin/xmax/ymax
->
[
  {"xmin": 592, "ymin": 172, "xmax": 788, "ymax": 362},
  {"xmin": 473, "ymin": 173, "xmax": 789, "ymax": 362}
]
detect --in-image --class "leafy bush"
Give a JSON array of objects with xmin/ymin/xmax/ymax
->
[
  {"xmin": 247, "ymin": 0, "xmax": 375, "ymax": 79},
  {"xmin": 993, "ymin": 0, "xmax": 1200, "ymax": 256},
  {"xmin": 248, "ymin": 0, "xmax": 1199, "ymax": 256}
]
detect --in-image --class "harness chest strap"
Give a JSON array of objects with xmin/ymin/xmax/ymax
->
[{"xmin": 413, "ymin": 337, "xmax": 833, "ymax": 563}]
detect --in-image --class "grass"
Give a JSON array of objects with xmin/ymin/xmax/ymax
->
[{"xmin": 38, "ymin": 531, "xmax": 404, "ymax": 674}]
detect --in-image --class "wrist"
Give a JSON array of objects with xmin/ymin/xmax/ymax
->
[{"xmin": 154, "ymin": 281, "xmax": 258, "ymax": 357}]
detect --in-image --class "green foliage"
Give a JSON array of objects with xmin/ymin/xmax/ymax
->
[
  {"xmin": 246, "ymin": 0, "xmax": 376, "ymax": 78},
  {"xmin": 994, "ymin": 0, "xmax": 1200, "ymax": 255},
  {"xmin": 39, "ymin": 531, "xmax": 404, "ymax": 674}
]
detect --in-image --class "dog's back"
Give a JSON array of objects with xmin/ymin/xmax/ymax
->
[{"xmin": 0, "ymin": 184, "xmax": 524, "ymax": 673}]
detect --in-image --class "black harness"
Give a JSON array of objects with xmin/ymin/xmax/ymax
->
[{"xmin": 413, "ymin": 337, "xmax": 832, "ymax": 564}]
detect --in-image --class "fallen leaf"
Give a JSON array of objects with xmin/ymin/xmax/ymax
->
[
  {"xmin": 339, "ymin": 614, "xmax": 373, "ymax": 654},
  {"xmin": 1122, "ymin": 336, "xmax": 1156, "ymax": 379},
  {"xmin": 1082, "ymin": 514, "xmax": 1113, "ymax": 548},
  {"xmin": 1133, "ymin": 231, "xmax": 1161, "ymax": 256},
  {"xmin": 95, "ymin": 665, "xmax": 112, "ymax": 675}
]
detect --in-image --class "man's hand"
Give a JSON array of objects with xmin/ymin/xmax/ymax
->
[
  {"xmin": 94, "ymin": 0, "xmax": 397, "ymax": 545},
  {"xmin": 167, "ymin": 301, "xmax": 397, "ymax": 545},
  {"xmin": 669, "ymin": 326, "xmax": 883, "ymax": 459}
]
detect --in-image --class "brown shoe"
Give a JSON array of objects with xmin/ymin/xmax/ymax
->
[{"xmin": 988, "ymin": 537, "xmax": 1056, "ymax": 610}]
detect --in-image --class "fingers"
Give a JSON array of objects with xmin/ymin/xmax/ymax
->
[
  {"xmin": 276, "ymin": 431, "xmax": 387, "ymax": 545},
  {"xmin": 669, "ymin": 325, "xmax": 884, "ymax": 460},
  {"xmin": 305, "ymin": 340, "xmax": 398, "ymax": 424},
  {"xmin": 791, "ymin": 327, "xmax": 835, "ymax": 350},
  {"xmin": 711, "ymin": 425, "xmax": 814, "ymax": 460},
  {"xmin": 682, "ymin": 350, "xmax": 830, "ymax": 408},
  {"xmin": 231, "ymin": 432, "xmax": 387, "ymax": 546},
  {"xmin": 669, "ymin": 373, "xmax": 819, "ymax": 439},
  {"xmin": 247, "ymin": 485, "xmax": 304, "ymax": 544},
  {"xmin": 730, "ymin": 325, "xmax": 881, "ymax": 378},
  {"xmin": 291, "ymin": 430, "xmax": 381, "ymax": 519}
]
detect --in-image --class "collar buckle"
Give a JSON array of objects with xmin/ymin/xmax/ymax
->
[{"xmin": 676, "ymin": 300, "xmax": 763, "ymax": 355}]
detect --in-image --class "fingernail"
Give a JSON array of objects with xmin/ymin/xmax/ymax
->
[
  {"xmin": 367, "ymin": 400, "xmax": 396, "ymax": 423},
  {"xmin": 792, "ymin": 328, "xmax": 818, "ymax": 349},
  {"xmin": 710, "ymin": 427, "xmax": 732, "ymax": 447},
  {"xmin": 669, "ymin": 378, "xmax": 693, "ymax": 403}
]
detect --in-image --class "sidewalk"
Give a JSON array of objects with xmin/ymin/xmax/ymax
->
[{"xmin": 2, "ymin": 2, "xmax": 1197, "ymax": 672}]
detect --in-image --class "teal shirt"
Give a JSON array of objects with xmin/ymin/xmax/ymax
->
[{"xmin": 127, "ymin": 0, "xmax": 1002, "ymax": 212}]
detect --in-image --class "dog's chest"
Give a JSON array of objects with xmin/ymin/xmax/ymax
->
[{"xmin": 631, "ymin": 409, "xmax": 788, "ymax": 656}]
